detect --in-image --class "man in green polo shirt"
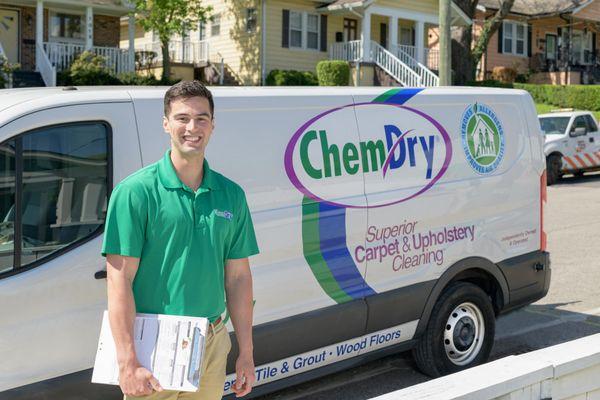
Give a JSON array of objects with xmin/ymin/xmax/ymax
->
[{"xmin": 103, "ymin": 81, "xmax": 259, "ymax": 399}]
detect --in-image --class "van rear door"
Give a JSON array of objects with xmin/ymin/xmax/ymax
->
[
  {"xmin": 0, "ymin": 101, "xmax": 140, "ymax": 392},
  {"xmin": 352, "ymin": 88, "xmax": 538, "ymax": 336}
]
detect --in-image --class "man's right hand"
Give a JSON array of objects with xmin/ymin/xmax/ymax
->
[{"xmin": 119, "ymin": 363, "xmax": 163, "ymax": 397}]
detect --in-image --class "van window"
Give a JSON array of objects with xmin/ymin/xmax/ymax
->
[
  {"xmin": 0, "ymin": 141, "xmax": 16, "ymax": 274},
  {"xmin": 0, "ymin": 122, "xmax": 109, "ymax": 275}
]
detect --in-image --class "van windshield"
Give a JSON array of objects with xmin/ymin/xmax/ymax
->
[{"xmin": 539, "ymin": 117, "xmax": 570, "ymax": 135}]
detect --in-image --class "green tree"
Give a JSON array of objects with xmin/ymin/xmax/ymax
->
[{"xmin": 133, "ymin": 0, "xmax": 212, "ymax": 81}]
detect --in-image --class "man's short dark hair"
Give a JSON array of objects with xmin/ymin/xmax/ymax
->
[{"xmin": 164, "ymin": 80, "xmax": 214, "ymax": 118}]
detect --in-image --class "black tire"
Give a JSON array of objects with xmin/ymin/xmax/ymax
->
[
  {"xmin": 546, "ymin": 154, "xmax": 562, "ymax": 185},
  {"xmin": 412, "ymin": 282, "xmax": 495, "ymax": 377}
]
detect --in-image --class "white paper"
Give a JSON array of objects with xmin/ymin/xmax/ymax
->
[{"xmin": 92, "ymin": 311, "xmax": 209, "ymax": 392}]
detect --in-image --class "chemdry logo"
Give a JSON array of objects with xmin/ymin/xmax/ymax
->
[
  {"xmin": 285, "ymin": 102, "xmax": 453, "ymax": 208},
  {"xmin": 299, "ymin": 127, "xmax": 435, "ymax": 180},
  {"xmin": 214, "ymin": 210, "xmax": 233, "ymax": 220},
  {"xmin": 461, "ymin": 103, "xmax": 505, "ymax": 174}
]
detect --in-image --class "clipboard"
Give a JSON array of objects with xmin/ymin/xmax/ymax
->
[{"xmin": 91, "ymin": 311, "xmax": 209, "ymax": 392}]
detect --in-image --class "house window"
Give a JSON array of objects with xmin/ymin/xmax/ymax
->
[
  {"xmin": 502, "ymin": 21, "xmax": 527, "ymax": 56},
  {"xmin": 246, "ymin": 8, "xmax": 257, "ymax": 33},
  {"xmin": 400, "ymin": 27, "xmax": 414, "ymax": 46},
  {"xmin": 49, "ymin": 11, "xmax": 84, "ymax": 41},
  {"xmin": 344, "ymin": 18, "xmax": 357, "ymax": 41},
  {"xmin": 571, "ymin": 30, "xmax": 593, "ymax": 65},
  {"xmin": 289, "ymin": 11, "xmax": 320, "ymax": 50},
  {"xmin": 307, "ymin": 14, "xmax": 319, "ymax": 50},
  {"xmin": 211, "ymin": 13, "xmax": 221, "ymax": 37},
  {"xmin": 198, "ymin": 21, "xmax": 206, "ymax": 41},
  {"xmin": 289, "ymin": 11, "xmax": 302, "ymax": 48}
]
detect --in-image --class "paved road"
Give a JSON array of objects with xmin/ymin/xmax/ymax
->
[{"xmin": 256, "ymin": 172, "xmax": 600, "ymax": 400}]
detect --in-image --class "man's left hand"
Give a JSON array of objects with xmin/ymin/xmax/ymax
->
[{"xmin": 233, "ymin": 352, "xmax": 255, "ymax": 397}]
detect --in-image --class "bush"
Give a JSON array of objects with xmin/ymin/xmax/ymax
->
[
  {"xmin": 266, "ymin": 69, "xmax": 318, "ymax": 86},
  {"xmin": 0, "ymin": 55, "xmax": 20, "ymax": 88},
  {"xmin": 467, "ymin": 79, "xmax": 513, "ymax": 88},
  {"xmin": 490, "ymin": 66, "xmax": 517, "ymax": 83},
  {"xmin": 117, "ymin": 72, "xmax": 161, "ymax": 86},
  {"xmin": 514, "ymin": 83, "xmax": 600, "ymax": 111},
  {"xmin": 69, "ymin": 51, "xmax": 120, "ymax": 85},
  {"xmin": 466, "ymin": 80, "xmax": 600, "ymax": 112},
  {"xmin": 316, "ymin": 60, "xmax": 349, "ymax": 86}
]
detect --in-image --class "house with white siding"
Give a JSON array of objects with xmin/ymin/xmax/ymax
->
[{"xmin": 121, "ymin": 0, "xmax": 472, "ymax": 87}]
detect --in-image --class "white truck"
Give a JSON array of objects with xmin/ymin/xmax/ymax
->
[
  {"xmin": 539, "ymin": 110, "xmax": 600, "ymax": 185},
  {"xmin": 0, "ymin": 86, "xmax": 550, "ymax": 399}
]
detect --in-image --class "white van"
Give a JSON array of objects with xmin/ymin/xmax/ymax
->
[{"xmin": 0, "ymin": 86, "xmax": 550, "ymax": 399}]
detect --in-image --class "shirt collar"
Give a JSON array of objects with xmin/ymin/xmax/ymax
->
[{"xmin": 158, "ymin": 150, "xmax": 220, "ymax": 191}]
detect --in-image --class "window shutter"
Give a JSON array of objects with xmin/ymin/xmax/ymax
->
[
  {"xmin": 593, "ymin": 33, "xmax": 597, "ymax": 60},
  {"xmin": 527, "ymin": 24, "xmax": 532, "ymax": 57},
  {"xmin": 320, "ymin": 15, "xmax": 327, "ymax": 52},
  {"xmin": 282, "ymin": 10, "xmax": 289, "ymax": 48},
  {"xmin": 412, "ymin": 27, "xmax": 416, "ymax": 46},
  {"xmin": 498, "ymin": 22, "xmax": 503, "ymax": 53}
]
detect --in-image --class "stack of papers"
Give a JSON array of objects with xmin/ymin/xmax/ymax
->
[{"xmin": 92, "ymin": 312, "xmax": 209, "ymax": 392}]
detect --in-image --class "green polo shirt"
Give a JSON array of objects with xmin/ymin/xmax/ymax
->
[{"xmin": 102, "ymin": 150, "xmax": 259, "ymax": 322}]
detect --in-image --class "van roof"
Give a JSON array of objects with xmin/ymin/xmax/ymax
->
[{"xmin": 0, "ymin": 86, "xmax": 531, "ymax": 117}]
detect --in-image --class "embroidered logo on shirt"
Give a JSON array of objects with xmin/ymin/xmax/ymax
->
[{"xmin": 214, "ymin": 209, "xmax": 233, "ymax": 220}]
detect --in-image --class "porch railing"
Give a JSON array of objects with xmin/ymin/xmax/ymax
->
[
  {"xmin": 36, "ymin": 42, "xmax": 56, "ymax": 87},
  {"xmin": 42, "ymin": 42, "xmax": 134, "ymax": 75},
  {"xmin": 392, "ymin": 46, "xmax": 439, "ymax": 87},
  {"xmin": 425, "ymin": 48, "xmax": 440, "ymax": 71},
  {"xmin": 329, "ymin": 40, "xmax": 362, "ymax": 62},
  {"xmin": 137, "ymin": 40, "xmax": 210, "ymax": 64},
  {"xmin": 93, "ymin": 45, "xmax": 133, "ymax": 75},
  {"xmin": 370, "ymin": 41, "xmax": 421, "ymax": 87}
]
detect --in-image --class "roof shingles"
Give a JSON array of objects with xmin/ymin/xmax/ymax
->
[{"xmin": 478, "ymin": 0, "xmax": 591, "ymax": 16}]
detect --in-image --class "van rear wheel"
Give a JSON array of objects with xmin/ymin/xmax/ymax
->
[{"xmin": 412, "ymin": 282, "xmax": 495, "ymax": 377}]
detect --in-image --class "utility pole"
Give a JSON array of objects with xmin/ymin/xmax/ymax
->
[{"xmin": 439, "ymin": 0, "xmax": 451, "ymax": 85}]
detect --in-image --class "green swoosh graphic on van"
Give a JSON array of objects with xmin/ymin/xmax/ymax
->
[{"xmin": 302, "ymin": 196, "xmax": 353, "ymax": 304}]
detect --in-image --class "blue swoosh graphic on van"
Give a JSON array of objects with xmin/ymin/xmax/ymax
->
[{"xmin": 319, "ymin": 202, "xmax": 377, "ymax": 299}]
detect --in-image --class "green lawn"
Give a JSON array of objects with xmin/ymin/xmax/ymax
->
[{"xmin": 535, "ymin": 103, "xmax": 600, "ymax": 120}]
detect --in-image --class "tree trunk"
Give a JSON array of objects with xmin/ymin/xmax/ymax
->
[
  {"xmin": 161, "ymin": 39, "xmax": 171, "ymax": 82},
  {"xmin": 471, "ymin": 0, "xmax": 515, "ymax": 71},
  {"xmin": 450, "ymin": 0, "xmax": 477, "ymax": 84},
  {"xmin": 452, "ymin": 27, "xmax": 474, "ymax": 84}
]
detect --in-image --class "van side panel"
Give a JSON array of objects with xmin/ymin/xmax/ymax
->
[{"xmin": 348, "ymin": 89, "xmax": 541, "ymax": 333}]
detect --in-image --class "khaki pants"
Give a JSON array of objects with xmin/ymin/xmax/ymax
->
[{"xmin": 125, "ymin": 321, "xmax": 232, "ymax": 400}]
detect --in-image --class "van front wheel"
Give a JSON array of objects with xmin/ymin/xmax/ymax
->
[{"xmin": 412, "ymin": 282, "xmax": 495, "ymax": 377}]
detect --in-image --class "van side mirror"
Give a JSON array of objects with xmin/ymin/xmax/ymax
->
[{"xmin": 571, "ymin": 127, "xmax": 587, "ymax": 137}]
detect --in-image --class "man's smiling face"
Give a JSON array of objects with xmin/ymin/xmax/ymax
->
[{"xmin": 163, "ymin": 96, "xmax": 214, "ymax": 158}]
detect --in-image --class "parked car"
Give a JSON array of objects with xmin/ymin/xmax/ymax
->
[
  {"xmin": 0, "ymin": 86, "xmax": 550, "ymax": 399},
  {"xmin": 539, "ymin": 110, "xmax": 600, "ymax": 185}
]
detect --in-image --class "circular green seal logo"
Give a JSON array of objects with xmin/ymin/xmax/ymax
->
[{"xmin": 461, "ymin": 103, "xmax": 505, "ymax": 174}]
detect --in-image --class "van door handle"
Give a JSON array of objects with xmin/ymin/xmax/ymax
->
[
  {"xmin": 590, "ymin": 137, "xmax": 595, "ymax": 142},
  {"xmin": 95, "ymin": 270, "xmax": 107, "ymax": 280}
]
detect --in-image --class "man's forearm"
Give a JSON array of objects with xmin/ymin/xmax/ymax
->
[
  {"xmin": 226, "ymin": 271, "xmax": 254, "ymax": 354},
  {"xmin": 107, "ymin": 272, "xmax": 138, "ymax": 368}
]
